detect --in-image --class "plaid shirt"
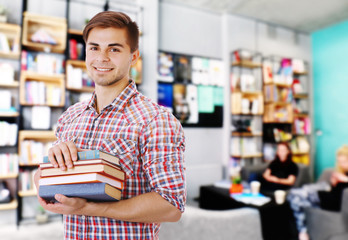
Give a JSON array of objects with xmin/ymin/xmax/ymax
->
[{"xmin": 54, "ymin": 81, "xmax": 186, "ymax": 240}]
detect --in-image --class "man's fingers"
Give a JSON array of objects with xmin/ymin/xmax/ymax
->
[
  {"xmin": 53, "ymin": 147, "xmax": 66, "ymax": 171},
  {"xmin": 67, "ymin": 141, "xmax": 78, "ymax": 162},
  {"xmin": 48, "ymin": 148, "xmax": 58, "ymax": 168},
  {"xmin": 59, "ymin": 143, "xmax": 73, "ymax": 169}
]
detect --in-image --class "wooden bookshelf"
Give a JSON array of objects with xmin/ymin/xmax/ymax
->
[
  {"xmin": 293, "ymin": 94, "xmax": 308, "ymax": 99},
  {"xmin": 66, "ymin": 60, "xmax": 95, "ymax": 91},
  {"xmin": 231, "ymin": 92, "xmax": 264, "ymax": 115},
  {"xmin": 22, "ymin": 12, "xmax": 67, "ymax": 53},
  {"xmin": 293, "ymin": 71, "xmax": 308, "ymax": 76},
  {"xmin": 68, "ymin": 28, "xmax": 83, "ymax": 36},
  {"xmin": 0, "ymin": 173, "xmax": 18, "ymax": 179},
  {"xmin": 0, "ymin": 81, "xmax": 19, "ymax": 88},
  {"xmin": 0, "ymin": 199, "xmax": 18, "ymax": 211},
  {"xmin": 231, "ymin": 153, "xmax": 263, "ymax": 159},
  {"xmin": 18, "ymin": 189, "xmax": 37, "ymax": 197},
  {"xmin": 18, "ymin": 130, "xmax": 56, "ymax": 165},
  {"xmin": 232, "ymin": 132, "xmax": 263, "ymax": 137},
  {"xmin": 0, "ymin": 111, "xmax": 20, "ymax": 117},
  {"xmin": 231, "ymin": 61, "xmax": 262, "ymax": 69},
  {"xmin": 294, "ymin": 113, "xmax": 309, "ymax": 118},
  {"xmin": 19, "ymin": 130, "xmax": 56, "ymax": 142},
  {"xmin": 19, "ymin": 71, "xmax": 65, "ymax": 107},
  {"xmin": 0, "ymin": 22, "xmax": 21, "ymax": 59},
  {"xmin": 0, "ymin": 51, "xmax": 20, "ymax": 59}
]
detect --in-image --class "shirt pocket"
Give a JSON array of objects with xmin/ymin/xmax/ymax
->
[{"xmin": 100, "ymin": 138, "xmax": 136, "ymax": 177}]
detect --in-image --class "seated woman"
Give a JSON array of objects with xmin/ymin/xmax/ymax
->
[
  {"xmin": 261, "ymin": 142, "xmax": 299, "ymax": 192},
  {"xmin": 288, "ymin": 145, "xmax": 348, "ymax": 240}
]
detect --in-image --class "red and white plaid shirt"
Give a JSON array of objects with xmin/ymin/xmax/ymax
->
[{"xmin": 54, "ymin": 80, "xmax": 186, "ymax": 240}]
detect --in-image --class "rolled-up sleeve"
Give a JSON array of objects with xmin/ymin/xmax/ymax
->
[{"xmin": 141, "ymin": 111, "xmax": 186, "ymax": 212}]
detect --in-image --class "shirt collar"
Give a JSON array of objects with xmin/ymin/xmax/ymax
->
[{"xmin": 85, "ymin": 80, "xmax": 138, "ymax": 113}]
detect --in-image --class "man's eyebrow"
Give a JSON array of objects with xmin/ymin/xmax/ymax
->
[{"xmin": 87, "ymin": 42, "xmax": 124, "ymax": 48}]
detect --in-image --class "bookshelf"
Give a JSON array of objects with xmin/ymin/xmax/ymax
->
[
  {"xmin": 0, "ymin": 22, "xmax": 21, "ymax": 59},
  {"xmin": 19, "ymin": 71, "xmax": 65, "ymax": 107},
  {"xmin": 230, "ymin": 49, "xmax": 264, "ymax": 167},
  {"xmin": 0, "ymin": 199, "xmax": 18, "ymax": 211},
  {"xmin": 22, "ymin": 12, "xmax": 67, "ymax": 54},
  {"xmin": 262, "ymin": 56, "xmax": 312, "ymax": 165}
]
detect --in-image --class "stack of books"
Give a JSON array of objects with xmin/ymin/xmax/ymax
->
[{"xmin": 38, "ymin": 150, "xmax": 125, "ymax": 202}]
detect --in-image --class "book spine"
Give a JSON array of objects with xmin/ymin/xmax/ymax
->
[{"xmin": 43, "ymin": 150, "xmax": 101, "ymax": 163}]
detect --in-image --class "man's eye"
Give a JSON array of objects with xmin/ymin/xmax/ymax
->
[
  {"xmin": 110, "ymin": 48, "xmax": 120, "ymax": 52},
  {"xmin": 90, "ymin": 47, "xmax": 98, "ymax": 51}
]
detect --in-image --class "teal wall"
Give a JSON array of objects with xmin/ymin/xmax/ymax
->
[{"xmin": 312, "ymin": 20, "xmax": 348, "ymax": 178}]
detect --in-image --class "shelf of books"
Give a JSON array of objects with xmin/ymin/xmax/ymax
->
[
  {"xmin": 19, "ymin": 71, "xmax": 65, "ymax": 107},
  {"xmin": 230, "ymin": 49, "xmax": 264, "ymax": 167},
  {"xmin": 18, "ymin": 130, "xmax": 56, "ymax": 166},
  {"xmin": 262, "ymin": 56, "xmax": 312, "ymax": 166},
  {"xmin": 0, "ymin": 199, "xmax": 18, "ymax": 211},
  {"xmin": 66, "ymin": 60, "xmax": 94, "ymax": 92},
  {"xmin": 21, "ymin": 12, "xmax": 67, "ymax": 54},
  {"xmin": 0, "ymin": 22, "xmax": 21, "ymax": 60}
]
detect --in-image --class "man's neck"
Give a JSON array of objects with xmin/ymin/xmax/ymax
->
[{"xmin": 94, "ymin": 79, "xmax": 130, "ymax": 114}]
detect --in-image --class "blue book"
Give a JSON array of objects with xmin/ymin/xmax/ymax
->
[
  {"xmin": 39, "ymin": 182, "xmax": 121, "ymax": 202},
  {"xmin": 43, "ymin": 150, "xmax": 119, "ymax": 166}
]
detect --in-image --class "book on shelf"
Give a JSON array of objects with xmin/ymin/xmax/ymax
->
[
  {"xmin": 20, "ymin": 140, "xmax": 53, "ymax": 165},
  {"xmin": 19, "ymin": 169, "xmax": 37, "ymax": 192},
  {"xmin": 25, "ymin": 81, "xmax": 62, "ymax": 106},
  {"xmin": 43, "ymin": 150, "xmax": 120, "ymax": 166},
  {"xmin": 0, "ymin": 33, "xmax": 10, "ymax": 53},
  {"xmin": 274, "ymin": 128, "xmax": 292, "ymax": 142},
  {"xmin": 0, "ymin": 90, "xmax": 12, "ymax": 110},
  {"xmin": 39, "ymin": 182, "xmax": 121, "ymax": 202},
  {"xmin": 21, "ymin": 50, "xmax": 64, "ymax": 74},
  {"xmin": 292, "ymin": 154, "xmax": 310, "ymax": 165},
  {"xmin": 0, "ymin": 63, "xmax": 15, "ymax": 84},
  {"xmin": 230, "ymin": 137, "xmax": 260, "ymax": 157},
  {"xmin": 292, "ymin": 59, "xmax": 305, "ymax": 73},
  {"xmin": 40, "ymin": 160, "xmax": 125, "ymax": 181},
  {"xmin": 290, "ymin": 136, "xmax": 310, "ymax": 154},
  {"xmin": 294, "ymin": 117, "xmax": 311, "ymax": 135},
  {"xmin": 0, "ymin": 121, "xmax": 18, "ymax": 146},
  {"xmin": 39, "ymin": 172, "xmax": 123, "ymax": 190},
  {"xmin": 0, "ymin": 154, "xmax": 19, "ymax": 176}
]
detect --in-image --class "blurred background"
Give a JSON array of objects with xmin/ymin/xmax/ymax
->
[{"xmin": 1, "ymin": 0, "xmax": 348, "ymax": 239}]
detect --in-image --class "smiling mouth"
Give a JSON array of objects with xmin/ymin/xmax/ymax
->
[{"xmin": 94, "ymin": 67, "xmax": 114, "ymax": 72}]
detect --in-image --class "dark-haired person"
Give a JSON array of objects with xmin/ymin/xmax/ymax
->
[
  {"xmin": 34, "ymin": 11, "xmax": 185, "ymax": 240},
  {"xmin": 261, "ymin": 142, "xmax": 299, "ymax": 192}
]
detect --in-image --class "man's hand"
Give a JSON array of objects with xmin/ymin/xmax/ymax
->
[
  {"xmin": 34, "ymin": 168, "xmax": 88, "ymax": 215},
  {"xmin": 48, "ymin": 141, "xmax": 78, "ymax": 170}
]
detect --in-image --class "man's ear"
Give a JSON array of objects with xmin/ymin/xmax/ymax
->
[{"xmin": 130, "ymin": 49, "xmax": 140, "ymax": 66}]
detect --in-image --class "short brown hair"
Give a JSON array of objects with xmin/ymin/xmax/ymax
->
[{"xmin": 83, "ymin": 11, "xmax": 139, "ymax": 53}]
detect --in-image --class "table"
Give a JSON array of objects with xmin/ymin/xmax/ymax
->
[{"xmin": 199, "ymin": 185, "xmax": 298, "ymax": 240}]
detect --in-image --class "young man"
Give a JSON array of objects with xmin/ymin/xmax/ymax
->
[{"xmin": 34, "ymin": 11, "xmax": 186, "ymax": 240}]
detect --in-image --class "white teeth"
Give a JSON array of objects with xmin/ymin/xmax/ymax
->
[{"xmin": 96, "ymin": 68, "xmax": 112, "ymax": 72}]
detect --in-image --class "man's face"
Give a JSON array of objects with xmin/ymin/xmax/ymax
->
[{"xmin": 85, "ymin": 27, "xmax": 138, "ymax": 87}]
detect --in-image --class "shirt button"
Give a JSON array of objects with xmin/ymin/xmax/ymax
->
[
  {"xmin": 82, "ymin": 215, "xmax": 85, "ymax": 220},
  {"xmin": 88, "ymin": 141, "xmax": 92, "ymax": 146},
  {"xmin": 95, "ymin": 120, "xmax": 99, "ymax": 124},
  {"xmin": 113, "ymin": 149, "xmax": 117, "ymax": 154}
]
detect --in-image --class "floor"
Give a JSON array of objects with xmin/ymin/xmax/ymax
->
[{"xmin": 0, "ymin": 220, "xmax": 64, "ymax": 240}]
